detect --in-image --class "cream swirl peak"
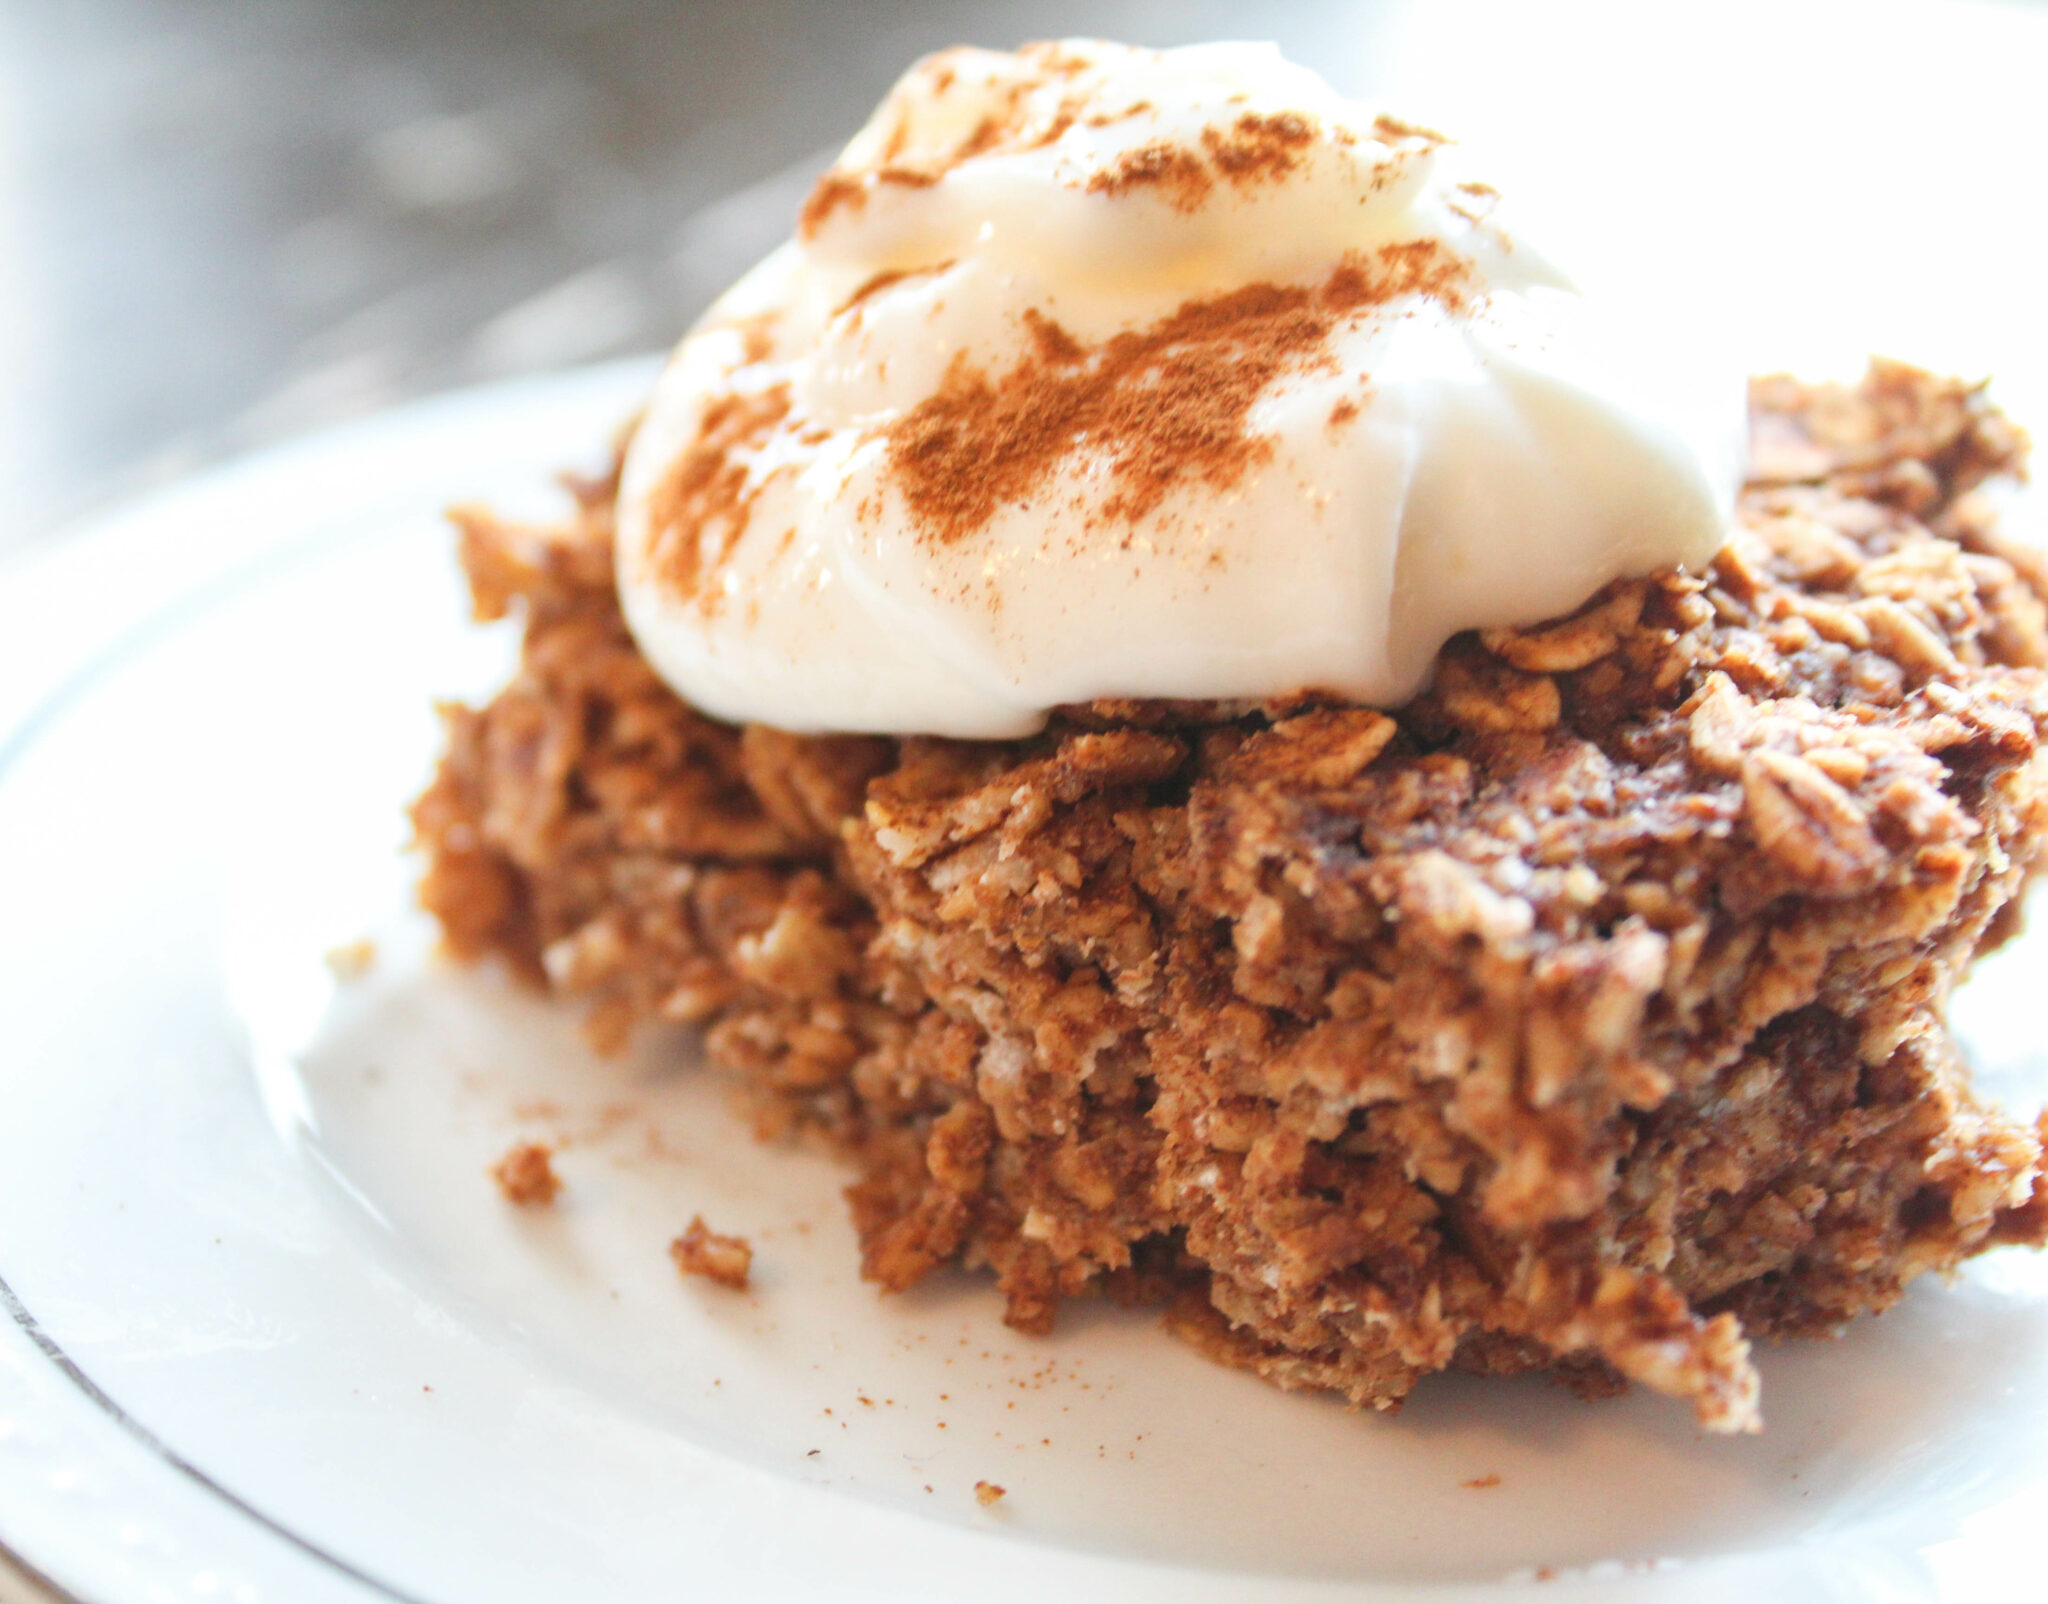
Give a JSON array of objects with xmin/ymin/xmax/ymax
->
[{"xmin": 615, "ymin": 40, "xmax": 1744, "ymax": 737}]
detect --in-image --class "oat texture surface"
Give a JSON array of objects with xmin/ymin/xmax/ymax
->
[{"xmin": 414, "ymin": 364, "xmax": 2048, "ymax": 1430}]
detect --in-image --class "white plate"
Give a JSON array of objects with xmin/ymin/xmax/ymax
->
[{"xmin": 0, "ymin": 360, "xmax": 2045, "ymax": 1604}]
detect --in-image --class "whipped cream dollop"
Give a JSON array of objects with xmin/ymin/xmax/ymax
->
[{"xmin": 616, "ymin": 40, "xmax": 1744, "ymax": 738}]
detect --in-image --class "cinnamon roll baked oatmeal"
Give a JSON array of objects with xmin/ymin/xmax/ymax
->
[{"xmin": 410, "ymin": 43, "xmax": 2048, "ymax": 1432}]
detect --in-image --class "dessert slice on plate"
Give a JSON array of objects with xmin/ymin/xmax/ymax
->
[{"xmin": 412, "ymin": 40, "xmax": 2048, "ymax": 1432}]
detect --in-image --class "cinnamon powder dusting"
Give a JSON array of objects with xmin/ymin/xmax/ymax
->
[
  {"xmin": 838, "ymin": 265, "xmax": 923, "ymax": 316},
  {"xmin": 1371, "ymin": 112, "xmax": 1448, "ymax": 147},
  {"xmin": 644, "ymin": 384, "xmax": 792, "ymax": 608},
  {"xmin": 1021, "ymin": 307, "xmax": 1086, "ymax": 364},
  {"xmin": 799, "ymin": 166, "xmax": 941, "ymax": 237},
  {"xmin": 1086, "ymin": 111, "xmax": 1320, "ymax": 210},
  {"xmin": 1447, "ymin": 179, "xmax": 1502, "ymax": 226},
  {"xmin": 806, "ymin": 47, "xmax": 1103, "ymax": 238},
  {"xmin": 1086, "ymin": 141, "xmax": 1215, "ymax": 210},
  {"xmin": 1086, "ymin": 97, "xmax": 1154, "ymax": 127},
  {"xmin": 1202, "ymin": 111, "xmax": 1317, "ymax": 187},
  {"xmin": 885, "ymin": 241, "xmax": 1473, "ymax": 545},
  {"xmin": 734, "ymin": 314, "xmax": 777, "ymax": 364}
]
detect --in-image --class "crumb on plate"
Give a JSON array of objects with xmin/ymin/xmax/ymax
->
[
  {"xmin": 671, "ymin": 1214, "xmax": 753, "ymax": 1290},
  {"xmin": 491, "ymin": 1141, "xmax": 561, "ymax": 1206}
]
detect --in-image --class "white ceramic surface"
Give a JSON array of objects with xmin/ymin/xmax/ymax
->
[{"xmin": 0, "ymin": 359, "xmax": 2044, "ymax": 1604}]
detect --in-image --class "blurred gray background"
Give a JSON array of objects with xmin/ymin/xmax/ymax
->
[{"xmin": 3, "ymin": 0, "xmax": 2046, "ymax": 553}]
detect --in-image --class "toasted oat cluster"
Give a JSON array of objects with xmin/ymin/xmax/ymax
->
[
  {"xmin": 414, "ymin": 362, "xmax": 2048, "ymax": 1430},
  {"xmin": 670, "ymin": 1215, "xmax": 754, "ymax": 1291},
  {"xmin": 491, "ymin": 1141, "xmax": 561, "ymax": 1207}
]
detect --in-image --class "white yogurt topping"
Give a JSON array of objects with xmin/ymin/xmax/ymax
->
[{"xmin": 615, "ymin": 40, "xmax": 1745, "ymax": 738}]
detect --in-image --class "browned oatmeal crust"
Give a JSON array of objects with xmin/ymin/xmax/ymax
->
[{"xmin": 414, "ymin": 361, "xmax": 2048, "ymax": 1431}]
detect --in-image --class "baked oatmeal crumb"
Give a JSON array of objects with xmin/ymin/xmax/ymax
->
[
  {"xmin": 491, "ymin": 1142, "xmax": 561, "ymax": 1206},
  {"xmin": 414, "ymin": 362, "xmax": 2048, "ymax": 1431},
  {"xmin": 974, "ymin": 1480, "xmax": 1007, "ymax": 1507},
  {"xmin": 671, "ymin": 1215, "xmax": 754, "ymax": 1290}
]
